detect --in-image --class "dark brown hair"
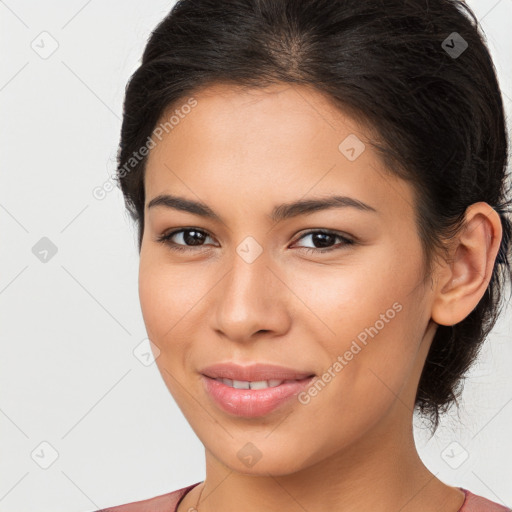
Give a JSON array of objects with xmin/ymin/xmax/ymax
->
[{"xmin": 115, "ymin": 0, "xmax": 512, "ymax": 434}]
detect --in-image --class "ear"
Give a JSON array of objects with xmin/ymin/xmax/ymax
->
[{"xmin": 431, "ymin": 202, "xmax": 503, "ymax": 327}]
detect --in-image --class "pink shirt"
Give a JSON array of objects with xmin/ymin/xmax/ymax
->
[{"xmin": 93, "ymin": 483, "xmax": 511, "ymax": 512}]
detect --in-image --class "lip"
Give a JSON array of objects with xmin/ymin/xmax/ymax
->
[
  {"xmin": 200, "ymin": 362, "xmax": 316, "ymax": 418},
  {"xmin": 201, "ymin": 375, "xmax": 315, "ymax": 417},
  {"xmin": 200, "ymin": 362, "xmax": 315, "ymax": 381}
]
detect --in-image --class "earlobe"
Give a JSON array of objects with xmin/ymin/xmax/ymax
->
[{"xmin": 431, "ymin": 202, "xmax": 503, "ymax": 327}]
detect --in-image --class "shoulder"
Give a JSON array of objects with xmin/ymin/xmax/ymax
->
[
  {"xmin": 90, "ymin": 482, "xmax": 202, "ymax": 512},
  {"xmin": 460, "ymin": 488, "xmax": 512, "ymax": 512}
]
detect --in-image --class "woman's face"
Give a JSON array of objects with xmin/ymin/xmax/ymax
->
[{"xmin": 139, "ymin": 82, "xmax": 437, "ymax": 475}]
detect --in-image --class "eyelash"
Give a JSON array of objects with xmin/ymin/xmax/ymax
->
[{"xmin": 156, "ymin": 228, "xmax": 355, "ymax": 254}]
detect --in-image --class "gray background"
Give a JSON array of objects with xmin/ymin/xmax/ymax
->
[{"xmin": 1, "ymin": 1, "xmax": 511, "ymax": 511}]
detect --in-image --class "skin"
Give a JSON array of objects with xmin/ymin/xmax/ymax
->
[{"xmin": 138, "ymin": 82, "xmax": 502, "ymax": 512}]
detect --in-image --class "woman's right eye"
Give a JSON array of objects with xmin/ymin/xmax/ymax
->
[{"xmin": 156, "ymin": 228, "xmax": 217, "ymax": 252}]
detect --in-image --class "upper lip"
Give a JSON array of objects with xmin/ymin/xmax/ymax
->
[{"xmin": 200, "ymin": 362, "xmax": 315, "ymax": 382}]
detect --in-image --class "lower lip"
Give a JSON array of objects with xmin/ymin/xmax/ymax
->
[{"xmin": 201, "ymin": 375, "xmax": 315, "ymax": 418}]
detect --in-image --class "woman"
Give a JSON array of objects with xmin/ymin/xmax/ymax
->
[{"xmin": 95, "ymin": 0, "xmax": 512, "ymax": 511}]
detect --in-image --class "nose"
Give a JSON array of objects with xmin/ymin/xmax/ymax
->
[{"xmin": 212, "ymin": 246, "xmax": 292, "ymax": 344}]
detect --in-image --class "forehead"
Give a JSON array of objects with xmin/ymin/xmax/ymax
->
[
  {"xmin": 144, "ymin": 82, "xmax": 415, "ymax": 224},
  {"xmin": 151, "ymin": 82, "xmax": 363, "ymax": 155}
]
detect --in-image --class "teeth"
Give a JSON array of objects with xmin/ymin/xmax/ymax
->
[
  {"xmin": 250, "ymin": 380, "xmax": 272, "ymax": 389},
  {"xmin": 232, "ymin": 379, "xmax": 250, "ymax": 389},
  {"xmin": 215, "ymin": 378, "xmax": 286, "ymax": 389}
]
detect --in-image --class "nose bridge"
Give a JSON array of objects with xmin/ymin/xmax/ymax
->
[
  {"xmin": 213, "ymin": 237, "xmax": 287, "ymax": 339},
  {"xmin": 223, "ymin": 240, "xmax": 271, "ymax": 312}
]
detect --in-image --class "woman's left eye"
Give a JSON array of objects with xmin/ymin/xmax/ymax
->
[
  {"xmin": 156, "ymin": 228, "xmax": 355, "ymax": 254},
  {"xmin": 292, "ymin": 230, "xmax": 355, "ymax": 254}
]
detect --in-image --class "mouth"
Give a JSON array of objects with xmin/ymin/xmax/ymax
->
[{"xmin": 201, "ymin": 373, "xmax": 316, "ymax": 418}]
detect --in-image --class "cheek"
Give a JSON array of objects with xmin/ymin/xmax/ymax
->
[
  {"xmin": 138, "ymin": 272, "xmax": 185, "ymax": 371},
  {"xmin": 309, "ymin": 252, "xmax": 426, "ymax": 400},
  {"xmin": 138, "ymin": 263, "xmax": 168, "ymax": 340},
  {"xmin": 138, "ymin": 257, "xmax": 216, "ymax": 384},
  {"xmin": 290, "ymin": 254, "xmax": 414, "ymax": 342},
  {"xmin": 138, "ymin": 261, "xmax": 197, "ymax": 403},
  {"xmin": 138, "ymin": 257, "xmax": 196, "ymax": 339}
]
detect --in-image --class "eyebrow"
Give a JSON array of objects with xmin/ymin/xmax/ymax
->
[{"xmin": 147, "ymin": 193, "xmax": 377, "ymax": 223}]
